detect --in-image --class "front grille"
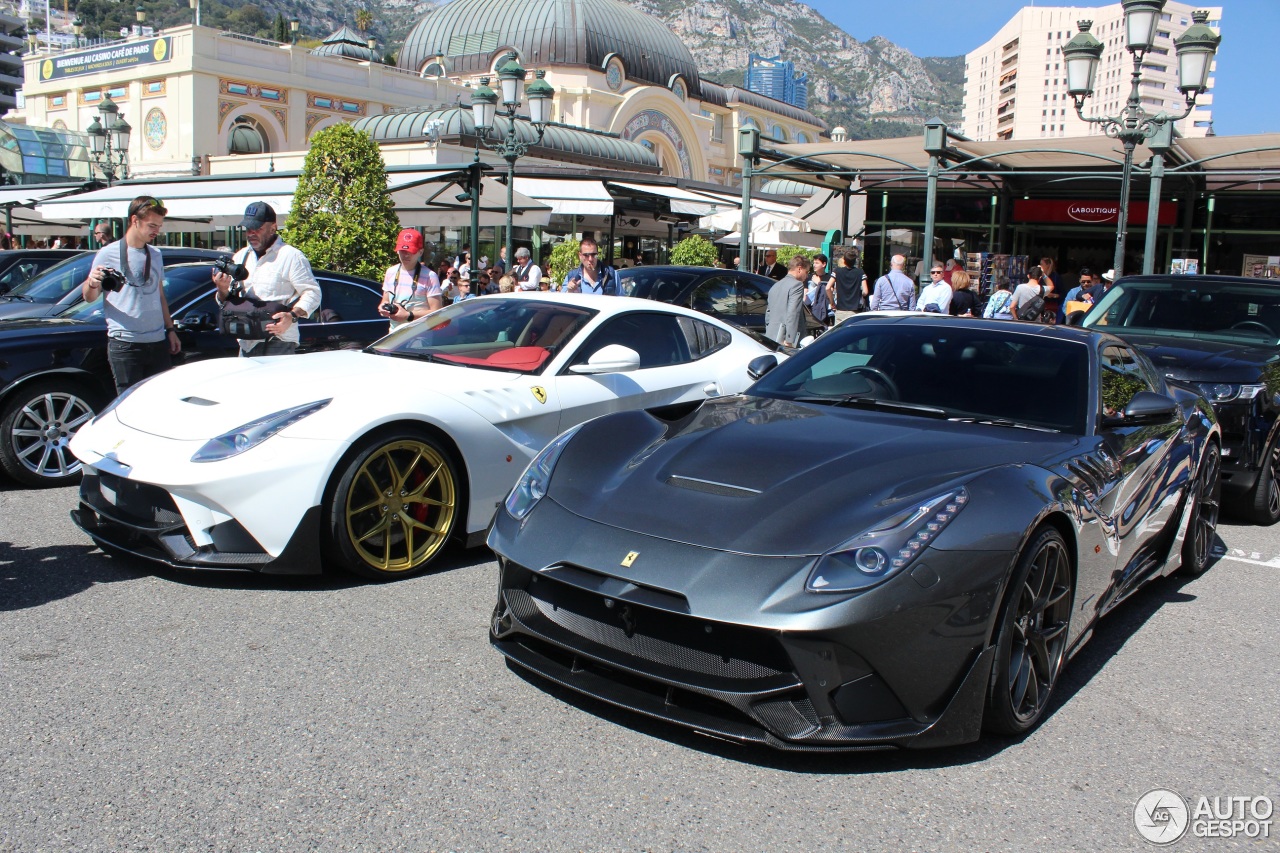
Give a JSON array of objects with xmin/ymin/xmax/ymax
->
[
  {"xmin": 81, "ymin": 472, "xmax": 182, "ymax": 529},
  {"xmin": 507, "ymin": 574, "xmax": 794, "ymax": 686}
]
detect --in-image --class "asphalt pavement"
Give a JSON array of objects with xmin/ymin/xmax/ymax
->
[{"xmin": 1, "ymin": 481, "xmax": 1277, "ymax": 852}]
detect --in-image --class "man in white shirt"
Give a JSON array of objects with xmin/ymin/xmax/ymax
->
[
  {"xmin": 511, "ymin": 247, "xmax": 543, "ymax": 291},
  {"xmin": 917, "ymin": 264, "xmax": 953, "ymax": 314},
  {"xmin": 213, "ymin": 201, "xmax": 322, "ymax": 356}
]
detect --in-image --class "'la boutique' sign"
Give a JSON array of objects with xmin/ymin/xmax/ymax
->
[{"xmin": 1014, "ymin": 199, "xmax": 1177, "ymax": 226}]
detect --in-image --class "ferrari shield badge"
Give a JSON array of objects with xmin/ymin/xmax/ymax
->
[
  {"xmin": 621, "ymin": 551, "xmax": 639, "ymax": 567},
  {"xmin": 531, "ymin": 386, "xmax": 548, "ymax": 404}
]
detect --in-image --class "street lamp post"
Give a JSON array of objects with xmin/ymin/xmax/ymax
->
[
  {"xmin": 189, "ymin": 0, "xmax": 200, "ymax": 27},
  {"xmin": 134, "ymin": 5, "xmax": 146, "ymax": 37},
  {"xmin": 72, "ymin": 19, "xmax": 82, "ymax": 48},
  {"xmin": 469, "ymin": 56, "xmax": 554, "ymax": 276},
  {"xmin": 289, "ymin": 19, "xmax": 299, "ymax": 44},
  {"xmin": 86, "ymin": 95, "xmax": 132, "ymax": 186},
  {"xmin": 1063, "ymin": 2, "xmax": 1221, "ymax": 277}
]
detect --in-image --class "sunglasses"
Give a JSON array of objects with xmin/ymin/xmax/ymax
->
[
  {"xmin": 931, "ymin": 270, "xmax": 944, "ymax": 274},
  {"xmin": 128, "ymin": 197, "xmax": 165, "ymax": 217}
]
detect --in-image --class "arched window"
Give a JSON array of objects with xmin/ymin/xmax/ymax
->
[
  {"xmin": 421, "ymin": 60, "xmax": 446, "ymax": 78},
  {"xmin": 228, "ymin": 116, "xmax": 269, "ymax": 155}
]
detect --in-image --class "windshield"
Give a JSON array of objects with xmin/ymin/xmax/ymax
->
[
  {"xmin": 370, "ymin": 297, "xmax": 596, "ymax": 374},
  {"xmin": 61, "ymin": 267, "xmax": 215, "ymax": 322},
  {"xmin": 4, "ymin": 254, "xmax": 92, "ymax": 302},
  {"xmin": 619, "ymin": 268, "xmax": 699, "ymax": 299},
  {"xmin": 1082, "ymin": 280, "xmax": 1280, "ymax": 347},
  {"xmin": 751, "ymin": 321, "xmax": 1090, "ymax": 434}
]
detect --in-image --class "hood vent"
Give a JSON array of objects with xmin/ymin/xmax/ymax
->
[
  {"xmin": 666, "ymin": 475, "xmax": 761, "ymax": 498},
  {"xmin": 182, "ymin": 397, "xmax": 219, "ymax": 407}
]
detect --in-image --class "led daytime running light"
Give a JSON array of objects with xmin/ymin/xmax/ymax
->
[
  {"xmin": 807, "ymin": 488, "xmax": 969, "ymax": 593},
  {"xmin": 191, "ymin": 399, "xmax": 331, "ymax": 463}
]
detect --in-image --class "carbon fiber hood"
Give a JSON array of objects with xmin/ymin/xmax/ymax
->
[{"xmin": 549, "ymin": 396, "xmax": 1078, "ymax": 556}]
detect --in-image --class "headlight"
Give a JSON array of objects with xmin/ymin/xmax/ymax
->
[
  {"xmin": 806, "ymin": 488, "xmax": 969, "ymax": 594},
  {"xmin": 1196, "ymin": 383, "xmax": 1265, "ymax": 403},
  {"xmin": 191, "ymin": 399, "xmax": 331, "ymax": 463},
  {"xmin": 505, "ymin": 424, "xmax": 583, "ymax": 521}
]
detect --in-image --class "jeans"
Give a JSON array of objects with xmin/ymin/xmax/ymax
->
[
  {"xmin": 241, "ymin": 339, "xmax": 298, "ymax": 357},
  {"xmin": 107, "ymin": 339, "xmax": 172, "ymax": 396}
]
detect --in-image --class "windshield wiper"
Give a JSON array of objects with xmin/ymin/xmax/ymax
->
[
  {"xmin": 793, "ymin": 395, "xmax": 950, "ymax": 418},
  {"xmin": 949, "ymin": 416, "xmax": 1061, "ymax": 433},
  {"xmin": 371, "ymin": 349, "xmax": 440, "ymax": 363},
  {"xmin": 1, "ymin": 294, "xmax": 33, "ymax": 302}
]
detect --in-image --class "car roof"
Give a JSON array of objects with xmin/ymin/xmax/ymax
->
[
  {"xmin": 483, "ymin": 290, "xmax": 749, "ymax": 326},
  {"xmin": 842, "ymin": 312, "xmax": 1126, "ymax": 348},
  {"xmin": 163, "ymin": 260, "xmax": 379, "ymax": 286},
  {"xmin": 1114, "ymin": 274, "xmax": 1276, "ymax": 288}
]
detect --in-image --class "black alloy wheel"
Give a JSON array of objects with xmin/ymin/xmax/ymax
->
[
  {"xmin": 985, "ymin": 526, "xmax": 1074, "ymax": 736},
  {"xmin": 1245, "ymin": 431, "xmax": 1280, "ymax": 526},
  {"xmin": 0, "ymin": 380, "xmax": 101, "ymax": 488},
  {"xmin": 1180, "ymin": 444, "xmax": 1221, "ymax": 577}
]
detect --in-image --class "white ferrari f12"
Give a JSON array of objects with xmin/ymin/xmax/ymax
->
[{"xmin": 70, "ymin": 294, "xmax": 775, "ymax": 579}]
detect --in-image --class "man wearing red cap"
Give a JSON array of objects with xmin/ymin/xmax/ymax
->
[{"xmin": 379, "ymin": 228, "xmax": 441, "ymax": 329}]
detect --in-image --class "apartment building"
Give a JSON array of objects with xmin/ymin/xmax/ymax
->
[{"xmin": 962, "ymin": 2, "xmax": 1220, "ymax": 141}]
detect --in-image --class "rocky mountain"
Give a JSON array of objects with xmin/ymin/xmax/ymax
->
[{"xmin": 619, "ymin": 0, "xmax": 963, "ymax": 136}]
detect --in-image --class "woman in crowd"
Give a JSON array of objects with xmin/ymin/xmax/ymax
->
[
  {"xmin": 983, "ymin": 277, "xmax": 1014, "ymax": 320},
  {"xmin": 948, "ymin": 270, "xmax": 978, "ymax": 317}
]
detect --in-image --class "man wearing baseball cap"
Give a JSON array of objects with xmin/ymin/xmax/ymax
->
[
  {"xmin": 380, "ymin": 228, "xmax": 441, "ymax": 329},
  {"xmin": 213, "ymin": 200, "xmax": 321, "ymax": 356}
]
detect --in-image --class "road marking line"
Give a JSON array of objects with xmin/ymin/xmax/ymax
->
[{"xmin": 1217, "ymin": 547, "xmax": 1280, "ymax": 569}]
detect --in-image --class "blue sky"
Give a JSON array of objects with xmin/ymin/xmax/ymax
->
[{"xmin": 802, "ymin": 0, "xmax": 1278, "ymax": 136}]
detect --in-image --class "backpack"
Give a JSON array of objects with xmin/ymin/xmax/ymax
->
[{"xmin": 1017, "ymin": 283, "xmax": 1045, "ymax": 321}]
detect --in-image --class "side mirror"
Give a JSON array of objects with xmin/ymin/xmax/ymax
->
[
  {"xmin": 1065, "ymin": 310, "xmax": 1085, "ymax": 327},
  {"xmin": 1104, "ymin": 390, "xmax": 1178, "ymax": 427},
  {"xmin": 177, "ymin": 311, "xmax": 213, "ymax": 331},
  {"xmin": 568, "ymin": 344, "xmax": 641, "ymax": 375},
  {"xmin": 747, "ymin": 354, "xmax": 778, "ymax": 380}
]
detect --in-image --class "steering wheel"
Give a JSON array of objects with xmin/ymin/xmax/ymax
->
[
  {"xmin": 1230, "ymin": 320, "xmax": 1275, "ymax": 336},
  {"xmin": 839, "ymin": 366, "xmax": 900, "ymax": 399}
]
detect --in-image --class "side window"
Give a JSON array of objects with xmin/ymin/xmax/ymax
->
[
  {"xmin": 1100, "ymin": 345, "xmax": 1155, "ymax": 416},
  {"xmin": 677, "ymin": 316, "xmax": 731, "ymax": 359},
  {"xmin": 688, "ymin": 276, "xmax": 737, "ymax": 316},
  {"xmin": 173, "ymin": 290, "xmax": 219, "ymax": 320},
  {"xmin": 316, "ymin": 280, "xmax": 381, "ymax": 323},
  {"xmin": 738, "ymin": 278, "xmax": 770, "ymax": 317},
  {"xmin": 571, "ymin": 312, "xmax": 692, "ymax": 369}
]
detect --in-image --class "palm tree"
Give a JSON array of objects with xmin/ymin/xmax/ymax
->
[{"xmin": 354, "ymin": 9, "xmax": 373, "ymax": 33}]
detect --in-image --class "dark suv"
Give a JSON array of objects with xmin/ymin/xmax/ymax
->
[{"xmin": 1080, "ymin": 274, "xmax": 1280, "ymax": 523}]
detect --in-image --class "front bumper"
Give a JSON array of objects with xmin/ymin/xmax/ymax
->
[
  {"xmin": 488, "ymin": 500, "xmax": 1011, "ymax": 751},
  {"xmin": 73, "ymin": 468, "xmax": 323, "ymax": 574}
]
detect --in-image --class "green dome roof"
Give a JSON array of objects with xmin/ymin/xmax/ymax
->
[{"xmin": 398, "ymin": 0, "xmax": 700, "ymax": 96}]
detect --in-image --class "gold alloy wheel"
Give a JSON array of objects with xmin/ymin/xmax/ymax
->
[{"xmin": 343, "ymin": 439, "xmax": 457, "ymax": 574}]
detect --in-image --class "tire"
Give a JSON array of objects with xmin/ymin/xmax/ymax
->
[
  {"xmin": 1244, "ymin": 430, "xmax": 1280, "ymax": 526},
  {"xmin": 1180, "ymin": 444, "xmax": 1221, "ymax": 577},
  {"xmin": 326, "ymin": 431, "xmax": 461, "ymax": 580},
  {"xmin": 984, "ymin": 526, "xmax": 1074, "ymax": 737},
  {"xmin": 0, "ymin": 379, "xmax": 102, "ymax": 488}
]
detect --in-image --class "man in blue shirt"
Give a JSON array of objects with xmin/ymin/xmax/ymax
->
[{"xmin": 561, "ymin": 238, "xmax": 619, "ymax": 295}]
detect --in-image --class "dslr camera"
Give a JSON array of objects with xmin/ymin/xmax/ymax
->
[
  {"xmin": 381, "ymin": 299, "xmax": 400, "ymax": 315},
  {"xmin": 99, "ymin": 267, "xmax": 127, "ymax": 293},
  {"xmin": 212, "ymin": 255, "xmax": 249, "ymax": 283}
]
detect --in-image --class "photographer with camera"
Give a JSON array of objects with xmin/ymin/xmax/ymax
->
[
  {"xmin": 80, "ymin": 196, "xmax": 180, "ymax": 395},
  {"xmin": 379, "ymin": 228, "xmax": 441, "ymax": 330},
  {"xmin": 213, "ymin": 201, "xmax": 321, "ymax": 356}
]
